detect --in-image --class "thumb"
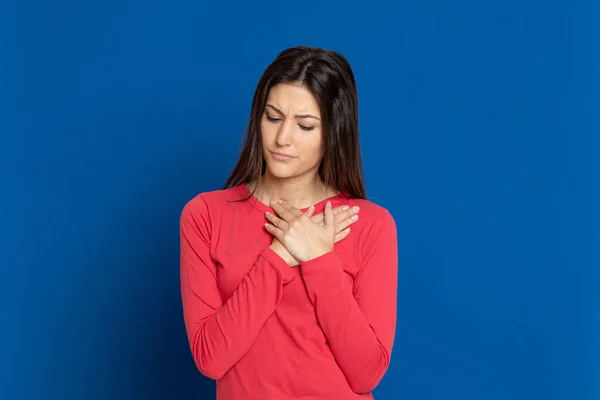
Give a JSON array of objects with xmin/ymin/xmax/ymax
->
[{"xmin": 324, "ymin": 201, "xmax": 334, "ymax": 228}]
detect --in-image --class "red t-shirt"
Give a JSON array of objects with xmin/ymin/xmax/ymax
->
[{"xmin": 180, "ymin": 183, "xmax": 398, "ymax": 399}]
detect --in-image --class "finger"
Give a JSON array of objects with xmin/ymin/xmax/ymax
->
[
  {"xmin": 334, "ymin": 227, "xmax": 351, "ymax": 243},
  {"xmin": 335, "ymin": 205, "xmax": 350, "ymax": 215},
  {"xmin": 310, "ymin": 205, "xmax": 349, "ymax": 224},
  {"xmin": 271, "ymin": 201, "xmax": 296, "ymax": 222},
  {"xmin": 264, "ymin": 223, "xmax": 284, "ymax": 241},
  {"xmin": 310, "ymin": 211, "xmax": 324, "ymax": 222},
  {"xmin": 325, "ymin": 205, "xmax": 349, "ymax": 219},
  {"xmin": 310, "ymin": 212, "xmax": 324, "ymax": 224},
  {"xmin": 305, "ymin": 205, "xmax": 315, "ymax": 218},
  {"xmin": 324, "ymin": 201, "xmax": 334, "ymax": 227},
  {"xmin": 265, "ymin": 211, "xmax": 287, "ymax": 231},
  {"xmin": 334, "ymin": 206, "xmax": 359, "ymax": 225},
  {"xmin": 336, "ymin": 213, "xmax": 358, "ymax": 233},
  {"xmin": 278, "ymin": 200, "xmax": 304, "ymax": 218}
]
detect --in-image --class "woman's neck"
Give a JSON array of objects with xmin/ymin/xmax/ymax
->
[{"xmin": 248, "ymin": 174, "xmax": 339, "ymax": 210}]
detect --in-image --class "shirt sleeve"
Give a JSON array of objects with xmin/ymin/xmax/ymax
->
[
  {"xmin": 299, "ymin": 208, "xmax": 398, "ymax": 394},
  {"xmin": 179, "ymin": 196, "xmax": 295, "ymax": 380}
]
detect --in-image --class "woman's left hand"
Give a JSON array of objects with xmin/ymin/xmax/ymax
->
[{"xmin": 265, "ymin": 200, "xmax": 335, "ymax": 263}]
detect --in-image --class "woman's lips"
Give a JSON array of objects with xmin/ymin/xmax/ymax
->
[{"xmin": 271, "ymin": 152, "xmax": 294, "ymax": 161}]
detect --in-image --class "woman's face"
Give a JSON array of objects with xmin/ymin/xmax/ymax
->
[{"xmin": 260, "ymin": 82, "xmax": 324, "ymax": 180}]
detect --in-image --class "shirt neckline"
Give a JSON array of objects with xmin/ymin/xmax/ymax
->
[{"xmin": 237, "ymin": 182, "xmax": 344, "ymax": 214}]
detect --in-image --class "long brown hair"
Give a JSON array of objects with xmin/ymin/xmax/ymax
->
[{"xmin": 222, "ymin": 46, "xmax": 367, "ymax": 202}]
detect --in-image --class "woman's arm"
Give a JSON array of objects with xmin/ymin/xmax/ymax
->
[
  {"xmin": 300, "ymin": 208, "xmax": 398, "ymax": 393},
  {"xmin": 180, "ymin": 196, "xmax": 295, "ymax": 380}
]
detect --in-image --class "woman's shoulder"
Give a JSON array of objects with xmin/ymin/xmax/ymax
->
[{"xmin": 181, "ymin": 185, "xmax": 243, "ymax": 217}]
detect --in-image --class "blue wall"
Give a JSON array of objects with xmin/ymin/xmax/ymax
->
[{"xmin": 1, "ymin": 1, "xmax": 597, "ymax": 399}]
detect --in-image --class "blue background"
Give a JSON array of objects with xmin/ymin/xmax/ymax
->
[{"xmin": 1, "ymin": 0, "xmax": 598, "ymax": 399}]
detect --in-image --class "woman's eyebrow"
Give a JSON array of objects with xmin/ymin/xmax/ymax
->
[{"xmin": 266, "ymin": 104, "xmax": 321, "ymax": 120}]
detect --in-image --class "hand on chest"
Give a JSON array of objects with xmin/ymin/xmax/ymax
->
[{"xmin": 214, "ymin": 238, "xmax": 357, "ymax": 306}]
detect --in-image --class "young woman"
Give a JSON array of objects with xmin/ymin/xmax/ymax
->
[{"xmin": 180, "ymin": 46, "xmax": 398, "ymax": 399}]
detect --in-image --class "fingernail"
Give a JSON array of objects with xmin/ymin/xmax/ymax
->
[
  {"xmin": 352, "ymin": 206, "xmax": 360, "ymax": 213},
  {"xmin": 270, "ymin": 200, "xmax": 276, "ymax": 205},
  {"xmin": 278, "ymin": 199, "xmax": 284, "ymax": 204}
]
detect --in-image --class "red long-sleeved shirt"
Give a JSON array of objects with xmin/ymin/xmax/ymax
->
[{"xmin": 180, "ymin": 183, "xmax": 398, "ymax": 399}]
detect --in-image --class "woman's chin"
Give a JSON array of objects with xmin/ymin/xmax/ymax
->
[{"xmin": 266, "ymin": 166, "xmax": 297, "ymax": 179}]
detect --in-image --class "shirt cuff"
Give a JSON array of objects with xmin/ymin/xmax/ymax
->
[
  {"xmin": 300, "ymin": 250, "xmax": 341, "ymax": 275},
  {"xmin": 258, "ymin": 246, "xmax": 296, "ymax": 284}
]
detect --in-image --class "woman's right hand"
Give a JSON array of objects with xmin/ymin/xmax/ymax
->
[{"xmin": 268, "ymin": 204, "xmax": 360, "ymax": 267}]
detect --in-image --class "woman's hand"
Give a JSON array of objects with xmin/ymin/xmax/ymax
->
[
  {"xmin": 267, "ymin": 203, "xmax": 360, "ymax": 267},
  {"xmin": 265, "ymin": 200, "xmax": 337, "ymax": 263},
  {"xmin": 311, "ymin": 204, "xmax": 360, "ymax": 230}
]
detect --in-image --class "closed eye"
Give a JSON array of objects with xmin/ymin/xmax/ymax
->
[
  {"xmin": 266, "ymin": 114, "xmax": 315, "ymax": 131},
  {"xmin": 265, "ymin": 114, "xmax": 282, "ymax": 123}
]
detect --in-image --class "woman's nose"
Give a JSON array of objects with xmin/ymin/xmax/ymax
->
[{"xmin": 276, "ymin": 122, "xmax": 294, "ymax": 146}]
